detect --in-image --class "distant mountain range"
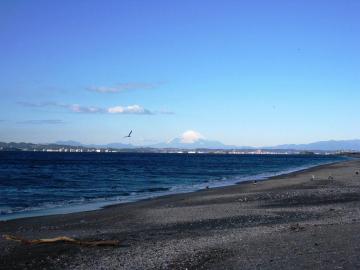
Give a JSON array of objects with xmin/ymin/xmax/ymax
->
[
  {"xmin": 149, "ymin": 138, "xmax": 242, "ymax": 149},
  {"xmin": 266, "ymin": 140, "xmax": 360, "ymax": 151},
  {"xmin": 55, "ymin": 140, "xmax": 135, "ymax": 149},
  {"xmin": 54, "ymin": 139, "xmax": 360, "ymax": 151}
]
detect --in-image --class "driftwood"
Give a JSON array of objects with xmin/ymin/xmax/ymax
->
[
  {"xmin": 3, "ymin": 234, "xmax": 119, "ymax": 247},
  {"xmin": 289, "ymin": 223, "xmax": 305, "ymax": 232}
]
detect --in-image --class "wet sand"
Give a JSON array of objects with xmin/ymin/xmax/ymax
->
[{"xmin": 1, "ymin": 159, "xmax": 360, "ymax": 269}]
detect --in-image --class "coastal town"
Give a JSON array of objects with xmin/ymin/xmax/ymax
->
[{"xmin": 0, "ymin": 141, "xmax": 350, "ymax": 155}]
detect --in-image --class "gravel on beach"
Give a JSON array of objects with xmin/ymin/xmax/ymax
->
[{"xmin": 1, "ymin": 159, "xmax": 360, "ymax": 269}]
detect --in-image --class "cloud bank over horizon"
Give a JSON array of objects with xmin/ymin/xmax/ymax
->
[
  {"xmin": 18, "ymin": 101, "xmax": 172, "ymax": 115},
  {"xmin": 86, "ymin": 82, "xmax": 162, "ymax": 93}
]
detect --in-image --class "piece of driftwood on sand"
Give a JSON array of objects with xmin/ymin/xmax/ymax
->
[{"xmin": 3, "ymin": 234, "xmax": 120, "ymax": 247}]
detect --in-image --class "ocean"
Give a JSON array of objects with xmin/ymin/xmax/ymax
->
[{"xmin": 0, "ymin": 152, "xmax": 346, "ymax": 220}]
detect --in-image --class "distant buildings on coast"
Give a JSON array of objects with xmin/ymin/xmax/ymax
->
[
  {"xmin": 0, "ymin": 142, "xmax": 357, "ymax": 156},
  {"xmin": 157, "ymin": 149, "xmax": 337, "ymax": 155},
  {"xmin": 0, "ymin": 142, "xmax": 354, "ymax": 156},
  {"xmin": 38, "ymin": 148, "xmax": 117, "ymax": 153}
]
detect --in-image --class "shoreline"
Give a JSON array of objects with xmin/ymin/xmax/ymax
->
[
  {"xmin": 0, "ymin": 158, "xmax": 348, "ymax": 222},
  {"xmin": 1, "ymin": 158, "xmax": 360, "ymax": 269}
]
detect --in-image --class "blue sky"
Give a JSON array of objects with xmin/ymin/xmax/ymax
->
[{"xmin": 0, "ymin": 0, "xmax": 359, "ymax": 146}]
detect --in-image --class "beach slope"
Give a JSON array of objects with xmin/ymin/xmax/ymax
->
[{"xmin": 1, "ymin": 159, "xmax": 360, "ymax": 269}]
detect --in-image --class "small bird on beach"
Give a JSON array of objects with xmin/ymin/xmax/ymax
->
[{"xmin": 124, "ymin": 130, "xmax": 132, "ymax": 138}]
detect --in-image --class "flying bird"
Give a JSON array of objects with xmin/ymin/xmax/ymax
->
[{"xmin": 124, "ymin": 130, "xmax": 132, "ymax": 138}]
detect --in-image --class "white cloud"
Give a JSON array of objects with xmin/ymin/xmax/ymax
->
[
  {"xmin": 87, "ymin": 82, "xmax": 160, "ymax": 93},
  {"xmin": 69, "ymin": 104, "xmax": 102, "ymax": 113},
  {"xmin": 108, "ymin": 105, "xmax": 152, "ymax": 115},
  {"xmin": 180, "ymin": 130, "xmax": 204, "ymax": 144},
  {"xmin": 18, "ymin": 101, "xmax": 173, "ymax": 115}
]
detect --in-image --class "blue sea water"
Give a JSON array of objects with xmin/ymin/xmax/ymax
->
[{"xmin": 0, "ymin": 152, "xmax": 346, "ymax": 220}]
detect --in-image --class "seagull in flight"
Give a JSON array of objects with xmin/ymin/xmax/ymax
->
[{"xmin": 124, "ymin": 130, "xmax": 132, "ymax": 138}]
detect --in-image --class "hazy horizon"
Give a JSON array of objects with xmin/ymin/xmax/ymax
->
[{"xmin": 2, "ymin": 133, "xmax": 360, "ymax": 150}]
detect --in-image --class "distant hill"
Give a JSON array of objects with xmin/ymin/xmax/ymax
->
[
  {"xmin": 266, "ymin": 139, "xmax": 360, "ymax": 151},
  {"xmin": 55, "ymin": 138, "xmax": 240, "ymax": 150},
  {"xmin": 4, "ymin": 139, "xmax": 358, "ymax": 152},
  {"xmin": 149, "ymin": 138, "xmax": 360, "ymax": 151},
  {"xmin": 55, "ymin": 140, "xmax": 83, "ymax": 146},
  {"xmin": 90, "ymin": 142, "xmax": 134, "ymax": 149},
  {"xmin": 55, "ymin": 141, "xmax": 134, "ymax": 149},
  {"xmin": 54, "ymin": 139, "xmax": 360, "ymax": 151},
  {"xmin": 150, "ymin": 138, "xmax": 252, "ymax": 150}
]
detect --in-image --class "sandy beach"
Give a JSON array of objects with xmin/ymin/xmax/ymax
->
[{"xmin": 1, "ymin": 158, "xmax": 360, "ymax": 269}]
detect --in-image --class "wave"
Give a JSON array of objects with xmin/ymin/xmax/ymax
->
[
  {"xmin": 0, "ymin": 158, "xmax": 346, "ymax": 221},
  {"xmin": 137, "ymin": 187, "xmax": 170, "ymax": 193}
]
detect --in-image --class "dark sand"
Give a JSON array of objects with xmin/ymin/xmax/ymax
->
[{"xmin": 1, "ymin": 159, "xmax": 360, "ymax": 269}]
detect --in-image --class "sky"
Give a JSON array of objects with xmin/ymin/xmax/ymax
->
[{"xmin": 0, "ymin": 0, "xmax": 359, "ymax": 147}]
